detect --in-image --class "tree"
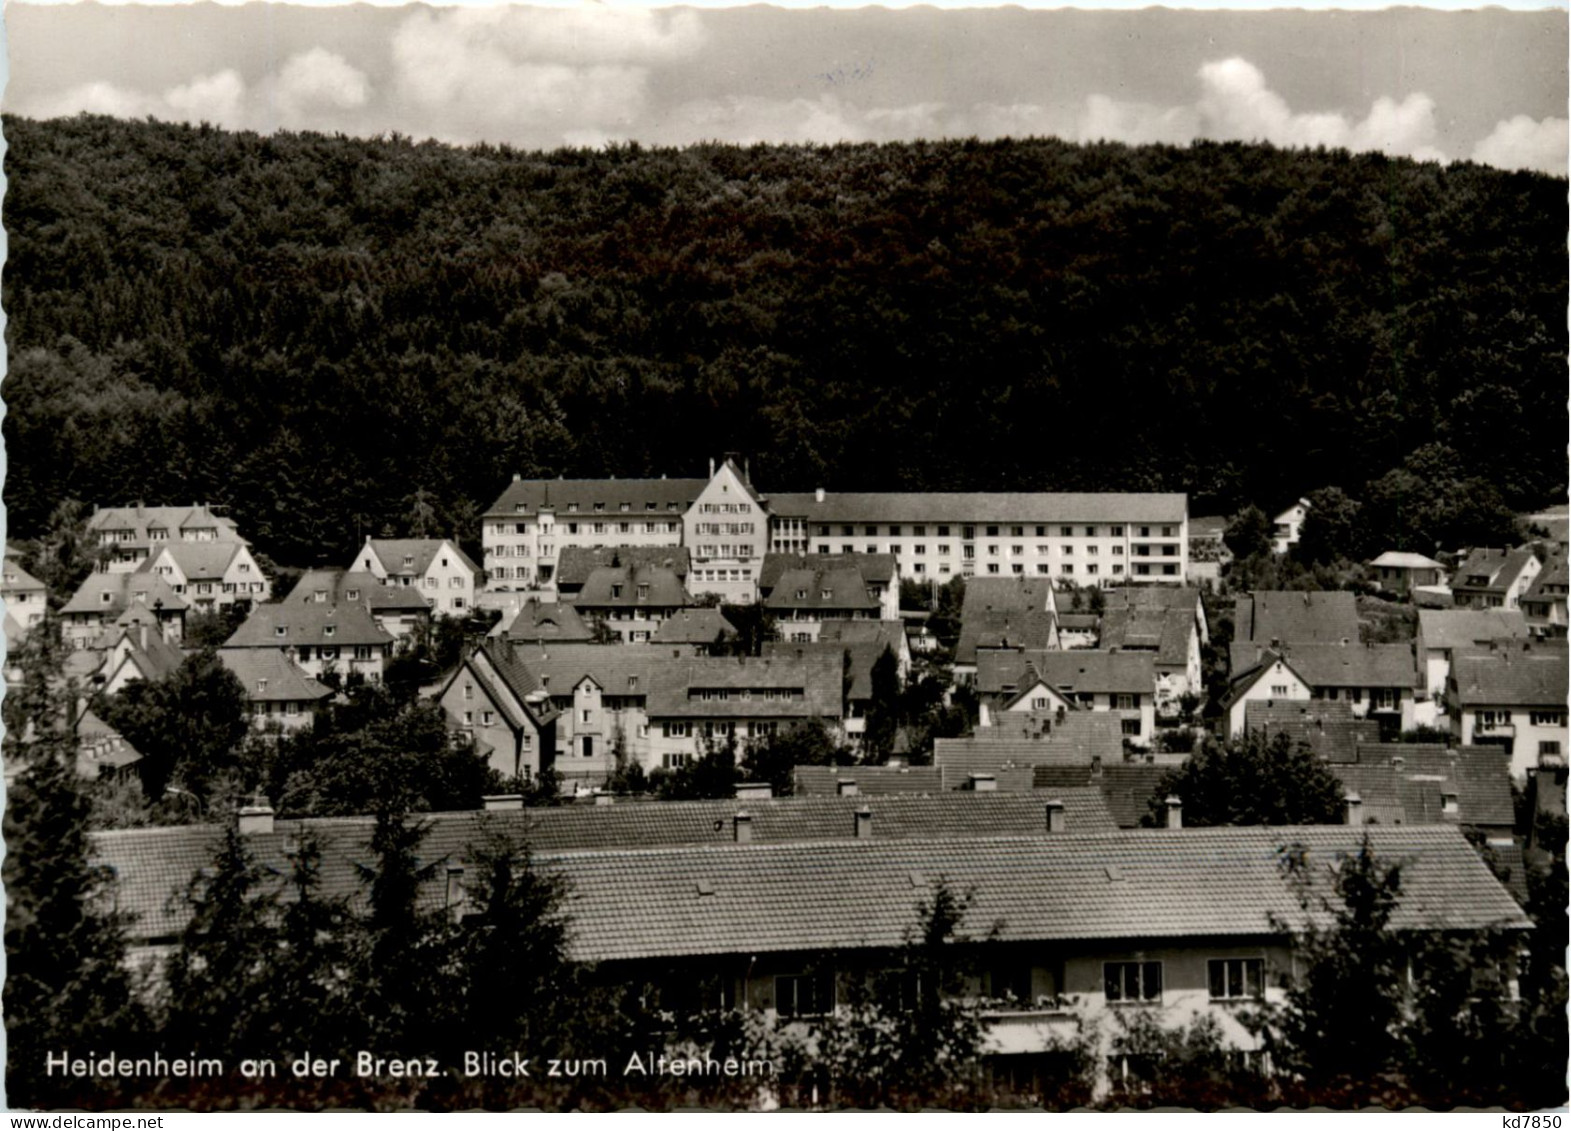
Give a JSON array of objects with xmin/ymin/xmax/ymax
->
[
  {"xmin": 809, "ymin": 880, "xmax": 992, "ymax": 1109},
  {"xmin": 24, "ymin": 498, "xmax": 107, "ymax": 608},
  {"xmin": 1105, "ymin": 1010, "xmax": 1265, "ymax": 1109},
  {"xmin": 1224, "ymin": 505, "xmax": 1274, "ymax": 561},
  {"xmin": 651, "ymin": 736, "xmax": 740, "ymax": 800},
  {"xmin": 861, "ymin": 645, "xmax": 902, "ymax": 762},
  {"xmin": 1145, "ymin": 732, "xmax": 1346, "ymax": 828},
  {"xmin": 739, "ymin": 719, "xmax": 853, "ymax": 796},
  {"xmin": 1295, "ymin": 486, "xmax": 1366, "ymax": 565}
]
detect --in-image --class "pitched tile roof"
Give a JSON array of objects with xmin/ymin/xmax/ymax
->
[
  {"xmin": 763, "ymin": 567, "xmax": 882, "ymax": 613},
  {"xmin": 1451, "ymin": 647, "xmax": 1570, "ymax": 707},
  {"xmin": 572, "ymin": 564, "xmax": 690, "ymax": 609},
  {"xmin": 483, "ymin": 478, "xmax": 707, "ymax": 520},
  {"xmin": 1523, "ymin": 555, "xmax": 1569, "ymax": 602},
  {"xmin": 956, "ymin": 609, "xmax": 1059, "ymax": 665},
  {"xmin": 647, "ymin": 653, "xmax": 845, "ymax": 719},
  {"xmin": 224, "ymin": 602, "xmax": 392, "ymax": 649},
  {"xmin": 1370, "ymin": 552, "xmax": 1446, "ymax": 570},
  {"xmin": 1243, "ymin": 701, "xmax": 1383, "ymax": 763},
  {"xmin": 1337, "ymin": 743, "xmax": 1515, "ymax": 830},
  {"xmin": 761, "ymin": 639, "xmax": 892, "ymax": 701},
  {"xmin": 508, "ymin": 642, "xmax": 673, "ymax": 699},
  {"xmin": 1030, "ymin": 763, "xmax": 1177, "ymax": 827},
  {"xmin": 1100, "ymin": 605, "xmax": 1193, "ymax": 667},
  {"xmin": 1230, "ymin": 641, "xmax": 1417, "ymax": 689},
  {"xmin": 765, "ymin": 492, "xmax": 1188, "ymax": 524},
  {"xmin": 817, "ymin": 619, "xmax": 907, "ymax": 649},
  {"xmin": 110, "ymin": 630, "xmax": 187, "ymax": 684},
  {"xmin": 960, "ymin": 577, "xmax": 1057, "ymax": 618},
  {"xmin": 60, "ymin": 572, "xmax": 190, "ymax": 617},
  {"xmin": 541, "ymin": 826, "xmax": 1525, "ymax": 962},
  {"xmin": 793, "ymin": 765, "xmax": 945, "ymax": 795},
  {"xmin": 74, "ymin": 709, "xmax": 143, "ymax": 777},
  {"xmin": 933, "ymin": 715, "xmax": 1126, "ymax": 772},
  {"xmin": 556, "ymin": 546, "xmax": 690, "ymax": 588},
  {"xmin": 217, "ymin": 648, "xmax": 333, "ymax": 704},
  {"xmin": 1234, "ymin": 591, "xmax": 1361, "ymax": 645},
  {"xmin": 86, "ymin": 505, "xmax": 241, "ymax": 542},
  {"xmin": 976, "ymin": 649, "xmax": 1156, "ymax": 696},
  {"xmin": 758, "ymin": 553, "xmax": 896, "ymax": 593},
  {"xmin": 501, "ymin": 598, "xmax": 594, "ymax": 644},
  {"xmin": 1453, "ymin": 548, "xmax": 1538, "ymax": 595},
  {"xmin": 139, "ymin": 541, "xmax": 245, "ymax": 582},
  {"xmin": 286, "ymin": 569, "xmax": 432, "ymax": 613},
  {"xmin": 651, "ymin": 608, "xmax": 736, "ymax": 646},
  {"xmin": 1417, "ymin": 609, "xmax": 1531, "ymax": 653},
  {"xmin": 363, "ymin": 539, "xmax": 479, "ymax": 577},
  {"xmin": 1, "ymin": 554, "xmax": 46, "ymax": 594}
]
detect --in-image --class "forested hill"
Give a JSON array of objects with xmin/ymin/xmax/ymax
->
[{"xmin": 4, "ymin": 114, "xmax": 1565, "ymax": 566}]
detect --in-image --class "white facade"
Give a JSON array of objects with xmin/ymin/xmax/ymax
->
[
  {"xmin": 1272, "ymin": 500, "xmax": 1310, "ymax": 555},
  {"xmin": 144, "ymin": 544, "xmax": 271, "ymax": 611},
  {"xmin": 353, "ymin": 539, "xmax": 477, "ymax": 616},
  {"xmin": 1227, "ymin": 658, "xmax": 1314, "ymax": 737},
  {"xmin": 683, "ymin": 461, "xmax": 771, "ymax": 604}
]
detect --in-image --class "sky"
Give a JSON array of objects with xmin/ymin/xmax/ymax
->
[{"xmin": 3, "ymin": 3, "xmax": 1568, "ymax": 173}]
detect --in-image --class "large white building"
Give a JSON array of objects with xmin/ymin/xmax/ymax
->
[{"xmin": 481, "ymin": 465, "xmax": 1191, "ymax": 598}]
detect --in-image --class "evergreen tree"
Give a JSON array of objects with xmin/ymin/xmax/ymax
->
[{"xmin": 1145, "ymin": 732, "xmax": 1346, "ymax": 828}]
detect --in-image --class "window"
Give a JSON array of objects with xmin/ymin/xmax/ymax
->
[
  {"xmin": 581, "ymin": 709, "xmax": 592, "ymax": 723},
  {"xmin": 482, "ymin": 710, "xmax": 495, "ymax": 726},
  {"xmin": 1060, "ymin": 526, "xmax": 1073, "ymax": 537},
  {"xmin": 914, "ymin": 545, "xmax": 927, "ymax": 556},
  {"xmin": 864, "ymin": 525, "xmax": 877, "ymax": 536},
  {"xmin": 1011, "ymin": 545, "xmax": 1024, "ymax": 556},
  {"xmin": 1113, "ymin": 564, "xmax": 1124, "ymax": 574},
  {"xmin": 914, "ymin": 525, "xmax": 926, "ymax": 536},
  {"xmin": 462, "ymin": 711, "xmax": 474, "ymax": 725},
  {"xmin": 1122, "ymin": 718, "xmax": 1142, "ymax": 736},
  {"xmin": 889, "ymin": 525, "xmax": 902, "ymax": 536},
  {"xmin": 664, "ymin": 722, "xmax": 690, "ymax": 738},
  {"xmin": 1087, "ymin": 565, "xmax": 1099, "ymax": 576},
  {"xmin": 1271, "ymin": 684, "xmax": 1290, "ymax": 697},
  {"xmin": 1111, "ymin": 526, "xmax": 1124, "ymax": 537},
  {"xmin": 987, "ymin": 564, "xmax": 1000, "ymax": 575},
  {"xmin": 1370, "ymin": 688, "xmax": 1398, "ymax": 710},
  {"xmin": 988, "ymin": 545, "xmax": 1000, "ymax": 556},
  {"xmin": 323, "ymin": 625, "xmax": 336, "ymax": 638},
  {"xmin": 1208, "ymin": 958, "xmax": 1264, "ymax": 1001},
  {"xmin": 661, "ymin": 752, "xmax": 692, "ymax": 769},
  {"xmin": 1105, "ymin": 962, "xmax": 1162, "ymax": 1003},
  {"xmin": 1061, "ymin": 564, "xmax": 1073, "ymax": 574},
  {"xmin": 986, "ymin": 525, "xmax": 1000, "ymax": 537},
  {"xmin": 1530, "ymin": 711, "xmax": 1567, "ymax": 727},
  {"xmin": 1115, "ymin": 693, "xmax": 1138, "ymax": 710},
  {"xmin": 776, "ymin": 973, "xmax": 834, "ymax": 1018},
  {"xmin": 1112, "ymin": 545, "xmax": 1124, "ymax": 555},
  {"xmin": 937, "ymin": 526, "xmax": 950, "ymax": 537}
]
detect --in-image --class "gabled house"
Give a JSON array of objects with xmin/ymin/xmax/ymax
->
[
  {"xmin": 1451, "ymin": 548, "xmax": 1542, "ymax": 611},
  {"xmin": 684, "ymin": 457, "xmax": 772, "ymax": 604},
  {"xmin": 1242, "ymin": 700, "xmax": 1383, "ymax": 764},
  {"xmin": 1520, "ymin": 555, "xmax": 1568, "ymax": 637},
  {"xmin": 438, "ymin": 642, "xmax": 561, "ymax": 781},
  {"xmin": 495, "ymin": 597, "xmax": 594, "ymax": 646},
  {"xmin": 1271, "ymin": 498, "xmax": 1311, "ymax": 555},
  {"xmin": 86, "ymin": 504, "xmax": 243, "ymax": 572},
  {"xmin": 1369, "ymin": 552, "xmax": 1447, "ymax": 599},
  {"xmin": 1100, "ymin": 586, "xmax": 1207, "ymax": 719},
  {"xmin": 285, "ymin": 569, "xmax": 432, "ymax": 641},
  {"xmin": 351, "ymin": 538, "xmax": 479, "ymax": 616},
  {"xmin": 59, "ymin": 572, "xmax": 188, "ymax": 649},
  {"xmin": 223, "ymin": 602, "xmax": 394, "ymax": 684},
  {"xmin": 651, "ymin": 607, "xmax": 738, "ymax": 654},
  {"xmin": 977, "ymin": 650, "xmax": 1158, "ymax": 744},
  {"xmin": 555, "ymin": 546, "xmax": 691, "ymax": 603},
  {"xmin": 216, "ymin": 648, "xmax": 333, "ymax": 733},
  {"xmin": 954, "ymin": 577, "xmax": 1060, "ymax": 683},
  {"xmin": 2, "ymin": 549, "xmax": 48, "ymax": 632},
  {"xmin": 1233, "ymin": 590, "xmax": 1361, "ymax": 647},
  {"xmin": 98, "ymin": 618, "xmax": 187, "ymax": 695},
  {"xmin": 569, "ymin": 562, "xmax": 692, "ymax": 642},
  {"xmin": 139, "ymin": 540, "xmax": 270, "ymax": 612},
  {"xmin": 762, "ymin": 622, "xmax": 908, "ymax": 746},
  {"xmin": 1229, "ymin": 641, "xmax": 1418, "ymax": 735},
  {"xmin": 1335, "ymin": 743, "xmax": 1517, "ymax": 846},
  {"xmin": 759, "ymin": 553, "xmax": 900, "ymax": 631},
  {"xmin": 647, "ymin": 652, "xmax": 846, "ymax": 768},
  {"xmin": 1415, "ymin": 608, "xmax": 1532, "ymax": 725},
  {"xmin": 1447, "ymin": 641, "xmax": 1569, "ymax": 777},
  {"xmin": 73, "ymin": 708, "xmax": 143, "ymax": 782},
  {"xmin": 1222, "ymin": 650, "xmax": 1315, "ymax": 738},
  {"xmin": 762, "ymin": 566, "xmax": 885, "ymax": 642}
]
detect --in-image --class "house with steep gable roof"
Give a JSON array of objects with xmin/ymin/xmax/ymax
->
[
  {"xmin": 351, "ymin": 538, "xmax": 479, "ymax": 616},
  {"xmin": 438, "ymin": 641, "xmax": 560, "ymax": 780},
  {"xmin": 1222, "ymin": 649, "xmax": 1315, "ymax": 738},
  {"xmin": 1101, "ymin": 586, "xmax": 1206, "ymax": 718},
  {"xmin": 216, "ymin": 648, "xmax": 333, "ymax": 733},
  {"xmin": 60, "ymin": 571, "xmax": 189, "ymax": 649},
  {"xmin": 1233, "ymin": 590, "xmax": 1361, "ymax": 647},
  {"xmin": 683, "ymin": 456, "xmax": 773, "ymax": 604},
  {"xmin": 98, "ymin": 619, "xmax": 187, "ymax": 695},
  {"xmin": 286, "ymin": 568, "xmax": 432, "ymax": 640},
  {"xmin": 1520, "ymin": 554, "xmax": 1568, "ymax": 637},
  {"xmin": 1447, "ymin": 640, "xmax": 1569, "ymax": 777},
  {"xmin": 1229, "ymin": 640, "xmax": 1418, "ymax": 734},
  {"xmin": 2, "ymin": 548, "xmax": 47, "ymax": 632},
  {"xmin": 977, "ymin": 650, "xmax": 1158, "ymax": 743},
  {"xmin": 86, "ymin": 504, "xmax": 244, "ymax": 572},
  {"xmin": 139, "ymin": 540, "xmax": 270, "ymax": 611},
  {"xmin": 569, "ymin": 561, "xmax": 693, "ymax": 642},
  {"xmin": 1452, "ymin": 548, "xmax": 1542, "ymax": 611},
  {"xmin": 223, "ymin": 601, "xmax": 394, "ymax": 684},
  {"xmin": 651, "ymin": 607, "xmax": 738, "ymax": 654},
  {"xmin": 1271, "ymin": 498, "xmax": 1311, "ymax": 555},
  {"xmin": 494, "ymin": 597, "xmax": 594, "ymax": 645}
]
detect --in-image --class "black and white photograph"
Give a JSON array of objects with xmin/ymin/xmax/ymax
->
[{"xmin": 1, "ymin": 0, "xmax": 1567, "ymax": 1112}]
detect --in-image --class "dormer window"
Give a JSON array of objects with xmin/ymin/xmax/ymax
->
[
  {"xmin": 403, "ymin": 555, "xmax": 415, "ymax": 568},
  {"xmin": 796, "ymin": 589, "xmax": 807, "ymax": 600},
  {"xmin": 257, "ymin": 679, "xmax": 268, "ymax": 694},
  {"xmin": 620, "ymin": 503, "xmax": 630, "ymax": 512},
  {"xmin": 324, "ymin": 625, "xmax": 336, "ymax": 637},
  {"xmin": 441, "ymin": 558, "xmax": 449, "ymax": 567},
  {"xmin": 637, "ymin": 584, "xmax": 649, "ymax": 599},
  {"xmin": 593, "ymin": 503, "xmax": 604, "ymax": 513},
  {"xmin": 821, "ymin": 589, "xmax": 832, "ymax": 600},
  {"xmin": 134, "ymin": 592, "xmax": 147, "ymax": 603},
  {"xmin": 628, "ymin": 676, "xmax": 639, "ymax": 691},
  {"xmin": 346, "ymin": 590, "xmax": 360, "ymax": 601},
  {"xmin": 612, "ymin": 584, "xmax": 624, "ymax": 599},
  {"xmin": 101, "ymin": 592, "xmax": 113, "ymax": 604},
  {"xmin": 515, "ymin": 503, "xmax": 527, "ymax": 514},
  {"xmin": 314, "ymin": 590, "xmax": 327, "ymax": 603},
  {"xmin": 275, "ymin": 626, "xmax": 287, "ymax": 638}
]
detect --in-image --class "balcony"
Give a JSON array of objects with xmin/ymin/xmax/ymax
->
[{"xmin": 979, "ymin": 999, "xmax": 1082, "ymax": 1055}]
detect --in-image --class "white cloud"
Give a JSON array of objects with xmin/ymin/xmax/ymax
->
[
  {"xmin": 162, "ymin": 69, "xmax": 246, "ymax": 126},
  {"xmin": 1472, "ymin": 115, "xmax": 1569, "ymax": 176},
  {"xmin": 1077, "ymin": 94, "xmax": 1198, "ymax": 147},
  {"xmin": 273, "ymin": 48, "xmax": 371, "ymax": 125},
  {"xmin": 24, "ymin": 70, "xmax": 247, "ymax": 128},
  {"xmin": 388, "ymin": 7, "xmax": 704, "ymax": 146}
]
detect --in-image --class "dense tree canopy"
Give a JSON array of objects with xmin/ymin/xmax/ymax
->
[{"xmin": 3, "ymin": 115, "xmax": 1564, "ymax": 567}]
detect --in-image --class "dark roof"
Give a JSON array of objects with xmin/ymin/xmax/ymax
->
[
  {"xmin": 1234, "ymin": 591, "xmax": 1361, "ymax": 645},
  {"xmin": 647, "ymin": 653, "xmax": 844, "ymax": 719},
  {"xmin": 758, "ymin": 553, "xmax": 896, "ymax": 593},
  {"xmin": 761, "ymin": 639, "xmax": 893, "ymax": 701},
  {"xmin": 766, "ymin": 492, "xmax": 1188, "ymax": 524},
  {"xmin": 572, "ymin": 564, "xmax": 689, "ymax": 609},
  {"xmin": 61, "ymin": 572, "xmax": 190, "ymax": 617},
  {"xmin": 933, "ymin": 715, "xmax": 1126, "ymax": 772},
  {"xmin": 960, "ymin": 577, "xmax": 1056, "ymax": 619},
  {"xmin": 1230, "ymin": 641, "xmax": 1416, "ymax": 689},
  {"xmin": 87, "ymin": 505, "xmax": 240, "ymax": 541},
  {"xmin": 286, "ymin": 569, "xmax": 432, "ymax": 613},
  {"xmin": 509, "ymin": 642, "xmax": 673, "ymax": 699},
  {"xmin": 1243, "ymin": 701, "xmax": 1383, "ymax": 763},
  {"xmin": 107, "ymin": 629, "xmax": 187, "ymax": 685},
  {"xmin": 217, "ymin": 649, "xmax": 333, "ymax": 703},
  {"xmin": 361, "ymin": 539, "xmax": 479, "ymax": 578},
  {"xmin": 1, "ymin": 554, "xmax": 46, "ymax": 593},
  {"xmin": 1417, "ymin": 609, "xmax": 1531, "ymax": 653},
  {"xmin": 763, "ymin": 568, "xmax": 881, "ymax": 612},
  {"xmin": 650, "ymin": 608, "xmax": 736, "ymax": 645},
  {"xmin": 483, "ymin": 478, "xmax": 707, "ymax": 520},
  {"xmin": 1451, "ymin": 648, "xmax": 1570, "ymax": 707},
  {"xmin": 1523, "ymin": 556, "xmax": 1569, "ymax": 603},
  {"xmin": 793, "ymin": 765, "xmax": 944, "ymax": 795},
  {"xmin": 1101, "ymin": 605, "xmax": 1193, "ymax": 667},
  {"xmin": 543, "ymin": 826, "xmax": 1526, "ymax": 961},
  {"xmin": 138, "ymin": 541, "xmax": 246, "ymax": 581},
  {"xmin": 1030, "ymin": 763, "xmax": 1177, "ymax": 828},
  {"xmin": 502, "ymin": 599, "xmax": 593, "ymax": 644},
  {"xmin": 1336, "ymin": 744, "xmax": 1515, "ymax": 830},
  {"xmin": 224, "ymin": 602, "xmax": 392, "ymax": 649},
  {"xmin": 1453, "ymin": 548, "xmax": 1538, "ymax": 595},
  {"xmin": 556, "ymin": 546, "xmax": 690, "ymax": 588},
  {"xmin": 977, "ymin": 649, "xmax": 1156, "ymax": 696},
  {"xmin": 956, "ymin": 610, "xmax": 1058, "ymax": 665}
]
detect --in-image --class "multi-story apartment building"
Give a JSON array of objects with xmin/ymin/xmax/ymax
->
[
  {"xmin": 763, "ymin": 492, "xmax": 1189, "ymax": 585},
  {"xmin": 85, "ymin": 504, "xmax": 243, "ymax": 572},
  {"xmin": 683, "ymin": 458, "xmax": 772, "ymax": 603},
  {"xmin": 481, "ymin": 476, "xmax": 701, "ymax": 593},
  {"xmin": 140, "ymin": 541, "xmax": 271, "ymax": 612}
]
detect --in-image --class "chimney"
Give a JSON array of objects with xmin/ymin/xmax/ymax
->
[
  {"xmin": 1090, "ymin": 755, "xmax": 1103, "ymax": 780},
  {"xmin": 815, "ymin": 487, "xmax": 825, "ymax": 503},
  {"xmin": 1164, "ymin": 795, "xmax": 1183, "ymax": 829},
  {"xmin": 445, "ymin": 864, "xmax": 467, "ymax": 924},
  {"xmin": 854, "ymin": 807, "xmax": 873, "ymax": 839},
  {"xmin": 710, "ymin": 457, "xmax": 716, "ymax": 478},
  {"xmin": 837, "ymin": 778, "xmax": 859, "ymax": 797},
  {"xmin": 733, "ymin": 811, "xmax": 753, "ymax": 843},
  {"xmin": 1045, "ymin": 798, "xmax": 1066, "ymax": 833},
  {"xmin": 237, "ymin": 802, "xmax": 275, "ymax": 836},
  {"xmin": 483, "ymin": 794, "xmax": 525, "ymax": 811},
  {"xmin": 513, "ymin": 473, "xmax": 521, "ymax": 482},
  {"xmin": 1344, "ymin": 791, "xmax": 1364, "ymax": 826},
  {"xmin": 969, "ymin": 773, "xmax": 997, "ymax": 792}
]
